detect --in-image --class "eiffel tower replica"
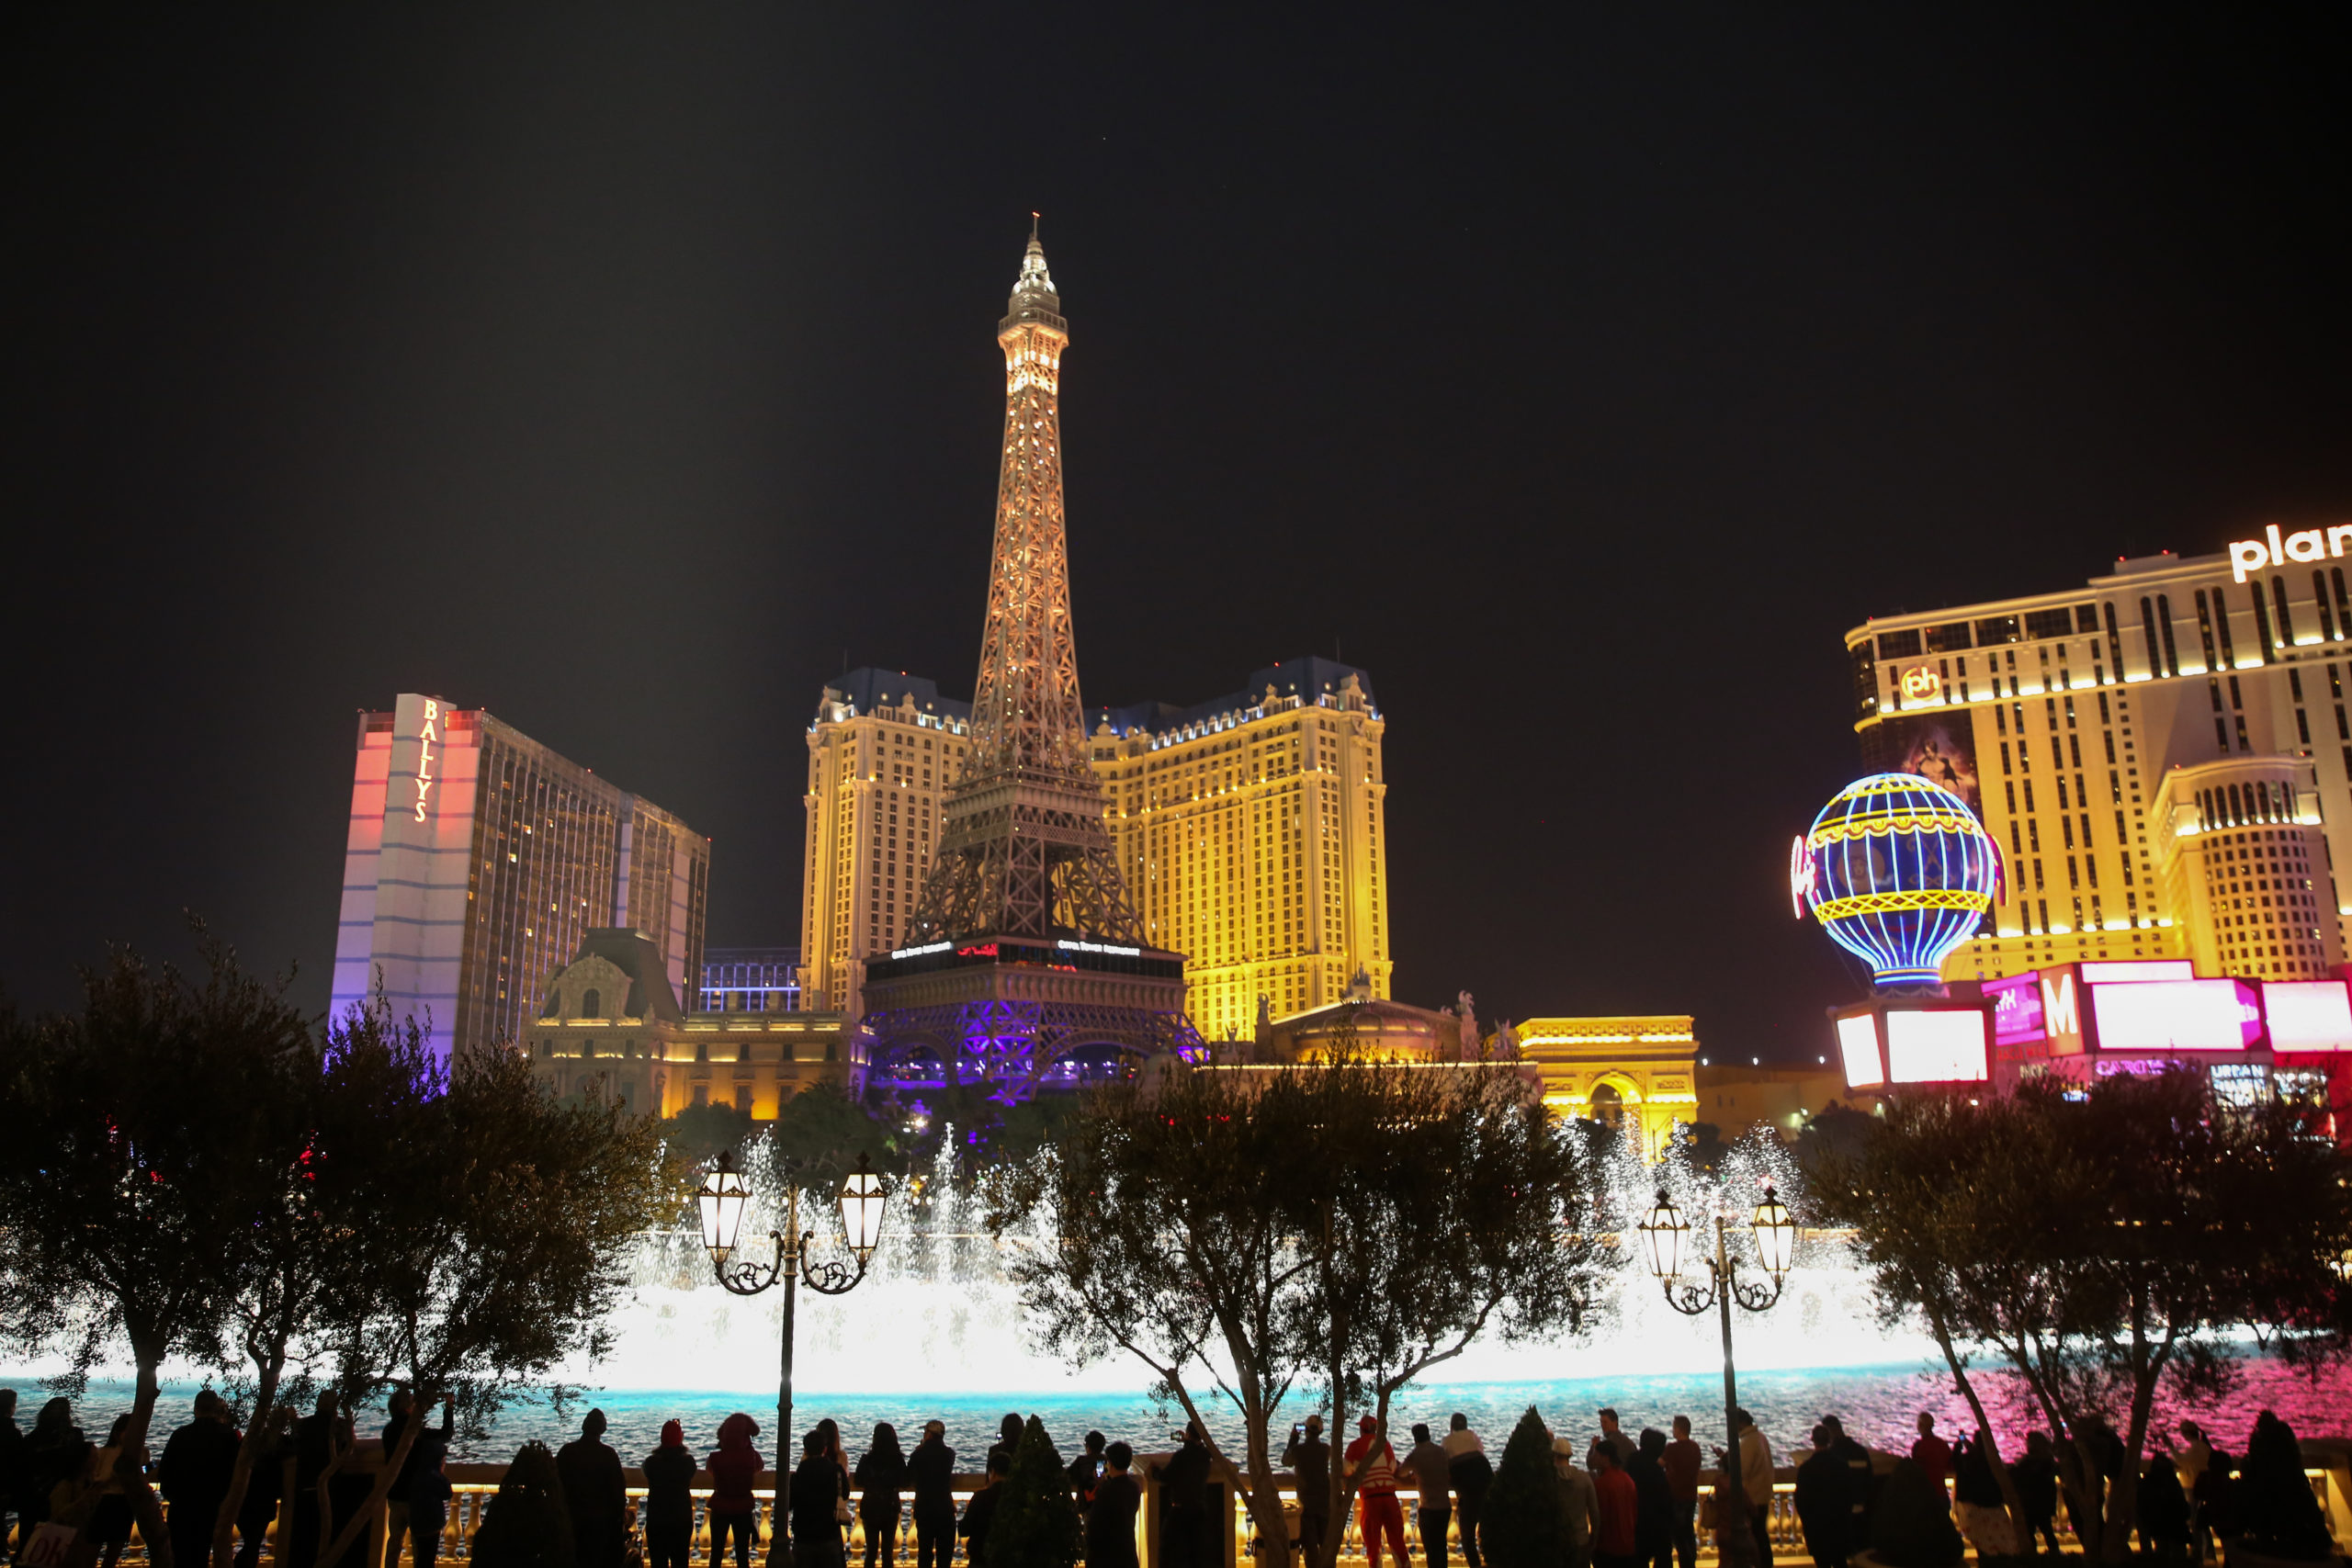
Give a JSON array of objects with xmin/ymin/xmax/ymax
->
[{"xmin": 860, "ymin": 222, "xmax": 1201, "ymax": 1099}]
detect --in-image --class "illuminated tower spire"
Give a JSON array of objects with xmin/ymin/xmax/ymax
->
[{"xmin": 908, "ymin": 224, "xmax": 1143, "ymax": 943}]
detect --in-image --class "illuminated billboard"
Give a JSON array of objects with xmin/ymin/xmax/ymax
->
[
  {"xmin": 1837, "ymin": 1012, "xmax": 1884, "ymax": 1089},
  {"xmin": 2076, "ymin": 960, "xmax": 2194, "ymax": 984},
  {"xmin": 1885, "ymin": 1009, "xmax": 1991, "ymax": 1083},
  {"xmin": 1985, "ymin": 972, "xmax": 2044, "ymax": 1047},
  {"xmin": 2088, "ymin": 978, "xmax": 2261, "ymax": 1052},
  {"xmin": 2261, "ymin": 980, "xmax": 2352, "ymax": 1053}
]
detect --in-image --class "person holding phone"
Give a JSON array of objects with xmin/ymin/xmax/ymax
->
[{"xmin": 1283, "ymin": 1417, "xmax": 1329, "ymax": 1564}]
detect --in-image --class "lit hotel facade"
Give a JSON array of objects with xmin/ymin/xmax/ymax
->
[
  {"xmin": 798, "ymin": 658, "xmax": 1392, "ymax": 1038},
  {"xmin": 1848, "ymin": 546, "xmax": 2350, "ymax": 984},
  {"xmin": 332, "ymin": 693, "xmax": 709, "ymax": 1059}
]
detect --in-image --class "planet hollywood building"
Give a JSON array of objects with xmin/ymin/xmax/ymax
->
[{"xmin": 1847, "ymin": 543, "xmax": 2352, "ymax": 986}]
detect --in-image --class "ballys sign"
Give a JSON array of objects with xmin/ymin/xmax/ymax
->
[{"xmin": 2230, "ymin": 523, "xmax": 2352, "ymax": 583}]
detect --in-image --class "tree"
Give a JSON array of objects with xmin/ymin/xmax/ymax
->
[
  {"xmin": 989, "ymin": 1053, "xmax": 1607, "ymax": 1568},
  {"xmin": 0, "ymin": 927, "xmax": 318, "ymax": 1568},
  {"xmin": 983, "ymin": 1416, "xmax": 1081, "ymax": 1568},
  {"xmin": 310, "ymin": 1027, "xmax": 688, "ymax": 1568},
  {"xmin": 203, "ymin": 999, "xmax": 447, "ymax": 1568},
  {"xmin": 1479, "ymin": 1407, "xmax": 1563, "ymax": 1568},
  {"xmin": 1812, "ymin": 1069, "xmax": 2352, "ymax": 1563}
]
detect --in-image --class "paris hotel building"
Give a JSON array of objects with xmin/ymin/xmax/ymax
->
[
  {"xmin": 1848, "ymin": 547, "xmax": 2350, "ymax": 984},
  {"xmin": 798, "ymin": 657, "xmax": 1393, "ymax": 1038}
]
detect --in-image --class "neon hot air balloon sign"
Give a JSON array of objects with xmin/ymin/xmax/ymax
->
[{"xmin": 1792, "ymin": 773, "xmax": 2001, "ymax": 988}]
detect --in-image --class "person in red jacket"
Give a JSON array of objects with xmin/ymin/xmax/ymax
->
[
  {"xmin": 1909, "ymin": 1415, "xmax": 1951, "ymax": 1490},
  {"xmin": 1592, "ymin": 1446, "xmax": 1640, "ymax": 1568},
  {"xmin": 707, "ymin": 1413, "xmax": 765, "ymax": 1568},
  {"xmin": 1345, "ymin": 1416, "xmax": 1409, "ymax": 1568}
]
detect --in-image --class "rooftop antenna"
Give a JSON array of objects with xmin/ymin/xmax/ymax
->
[{"xmin": 1031, "ymin": 210, "xmax": 1040, "ymax": 240}]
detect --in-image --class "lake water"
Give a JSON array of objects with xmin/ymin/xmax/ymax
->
[{"xmin": 24, "ymin": 1354, "xmax": 2346, "ymax": 1468}]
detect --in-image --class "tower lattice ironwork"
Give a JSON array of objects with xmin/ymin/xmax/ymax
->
[{"xmin": 906, "ymin": 226, "xmax": 1142, "ymax": 945}]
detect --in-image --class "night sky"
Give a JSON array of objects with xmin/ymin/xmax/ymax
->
[{"xmin": 8, "ymin": 8, "xmax": 2352, "ymax": 1060}]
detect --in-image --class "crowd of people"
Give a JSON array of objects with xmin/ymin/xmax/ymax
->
[
  {"xmin": 0, "ymin": 1389, "xmax": 2328, "ymax": 1568},
  {"xmin": 0, "ymin": 1386, "xmax": 458, "ymax": 1568}
]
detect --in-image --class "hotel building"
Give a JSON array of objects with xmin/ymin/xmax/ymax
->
[
  {"xmin": 798, "ymin": 657, "xmax": 1392, "ymax": 1037},
  {"xmin": 331, "ymin": 693, "xmax": 709, "ymax": 1060},
  {"xmin": 700, "ymin": 946, "xmax": 803, "ymax": 1013},
  {"xmin": 1848, "ymin": 546, "xmax": 2347, "ymax": 984},
  {"xmin": 530, "ymin": 929, "xmax": 865, "ymax": 1117}
]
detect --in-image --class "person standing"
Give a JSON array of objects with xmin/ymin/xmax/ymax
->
[
  {"xmin": 855, "ymin": 1424, "xmax": 908, "ymax": 1568},
  {"xmin": 905, "ymin": 1422, "xmax": 956, "ymax": 1568},
  {"xmin": 0, "ymin": 1391, "xmax": 23, "ymax": 1562},
  {"xmin": 1402, "ymin": 1424, "xmax": 1452, "ymax": 1568},
  {"xmin": 1628, "ymin": 1431, "xmax": 1674, "ymax": 1568},
  {"xmin": 1793, "ymin": 1427, "xmax": 1848, "ymax": 1568},
  {"xmin": 1660, "ymin": 1419, "xmax": 1701, "ymax": 1568},
  {"xmin": 1068, "ymin": 1432, "xmax": 1107, "ymax": 1514},
  {"xmin": 1345, "ymin": 1417, "xmax": 1408, "ymax": 1568},
  {"xmin": 2013, "ymin": 1431, "xmax": 2061, "ymax": 1557},
  {"xmin": 1283, "ymin": 1416, "xmax": 1330, "ymax": 1565},
  {"xmin": 707, "ymin": 1414, "xmax": 765, "ymax": 1568},
  {"xmin": 1716, "ymin": 1411, "xmax": 1773, "ymax": 1568},
  {"xmin": 384, "ymin": 1392, "xmax": 455, "ymax": 1568},
  {"xmin": 1589, "ymin": 1412, "xmax": 1637, "ymax": 1473},
  {"xmin": 288, "ymin": 1392, "xmax": 340, "ymax": 1568},
  {"xmin": 959, "ymin": 1453, "xmax": 1009, "ymax": 1568},
  {"xmin": 1550, "ymin": 1430, "xmax": 1597, "ymax": 1568},
  {"xmin": 85, "ymin": 1413, "xmax": 143, "ymax": 1568},
  {"xmin": 1908, "ymin": 1416, "xmax": 1951, "ymax": 1493},
  {"xmin": 1086, "ymin": 1443, "xmax": 1142, "ymax": 1568},
  {"xmin": 1817, "ymin": 1417, "xmax": 1874, "ymax": 1550},
  {"xmin": 1590, "ymin": 1447, "xmax": 1638, "ymax": 1568},
  {"xmin": 793, "ymin": 1431, "xmax": 849, "ymax": 1568},
  {"xmin": 159, "ymin": 1391, "xmax": 242, "ymax": 1568},
  {"xmin": 1952, "ymin": 1435, "xmax": 2017, "ymax": 1562},
  {"xmin": 233, "ymin": 1406, "xmax": 288, "ymax": 1568},
  {"xmin": 1156, "ymin": 1424, "xmax": 1215, "ymax": 1568},
  {"xmin": 1443, "ymin": 1417, "xmax": 1490, "ymax": 1568},
  {"xmin": 642, "ymin": 1421, "xmax": 698, "ymax": 1568},
  {"xmin": 558, "ymin": 1410, "xmax": 628, "ymax": 1568},
  {"xmin": 986, "ymin": 1416, "xmax": 1024, "ymax": 1475}
]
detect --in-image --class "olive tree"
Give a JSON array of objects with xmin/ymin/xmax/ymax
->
[
  {"xmin": 0, "ymin": 928, "xmax": 318, "ymax": 1568},
  {"xmin": 1812, "ymin": 1068, "xmax": 2352, "ymax": 1563},
  {"xmin": 309, "ymin": 1022, "xmax": 686, "ymax": 1568},
  {"xmin": 989, "ymin": 1053, "xmax": 1609, "ymax": 1568}
]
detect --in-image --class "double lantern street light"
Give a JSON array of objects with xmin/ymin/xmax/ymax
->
[
  {"xmin": 1638, "ymin": 1185, "xmax": 1799, "ymax": 1568},
  {"xmin": 697, "ymin": 1149, "xmax": 889, "ymax": 1568}
]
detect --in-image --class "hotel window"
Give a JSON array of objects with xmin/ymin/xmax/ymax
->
[
  {"xmin": 2103, "ymin": 602, "xmax": 2125, "ymax": 674},
  {"xmin": 2140, "ymin": 598, "xmax": 2163, "ymax": 676},
  {"xmin": 2157, "ymin": 594, "xmax": 2180, "ymax": 674},
  {"xmin": 2272, "ymin": 576, "xmax": 2297, "ymax": 646},
  {"xmin": 2251, "ymin": 583, "xmax": 2278, "ymax": 660},
  {"xmin": 2023, "ymin": 780, "xmax": 2036, "ymax": 812},
  {"xmin": 2316, "ymin": 572, "xmax": 2339, "ymax": 641},
  {"xmin": 2196, "ymin": 591, "xmax": 2221, "ymax": 670}
]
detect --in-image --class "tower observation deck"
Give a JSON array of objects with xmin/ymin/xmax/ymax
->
[{"xmin": 859, "ymin": 224, "xmax": 1201, "ymax": 1098}]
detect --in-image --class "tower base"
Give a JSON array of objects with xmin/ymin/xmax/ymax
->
[{"xmin": 859, "ymin": 937, "xmax": 1201, "ymax": 1100}]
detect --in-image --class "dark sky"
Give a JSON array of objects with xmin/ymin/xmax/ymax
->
[{"xmin": 8, "ymin": 6, "xmax": 2352, "ymax": 1060}]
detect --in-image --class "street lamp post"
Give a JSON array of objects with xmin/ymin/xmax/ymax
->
[
  {"xmin": 1638, "ymin": 1185, "xmax": 1797, "ymax": 1568},
  {"xmin": 699, "ymin": 1149, "xmax": 889, "ymax": 1568}
]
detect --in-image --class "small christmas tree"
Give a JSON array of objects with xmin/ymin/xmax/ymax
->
[
  {"xmin": 472, "ymin": 1440, "xmax": 576, "ymax": 1568},
  {"xmin": 1480, "ymin": 1406, "xmax": 1565, "ymax": 1568},
  {"xmin": 984, "ymin": 1415, "xmax": 1082, "ymax": 1568}
]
